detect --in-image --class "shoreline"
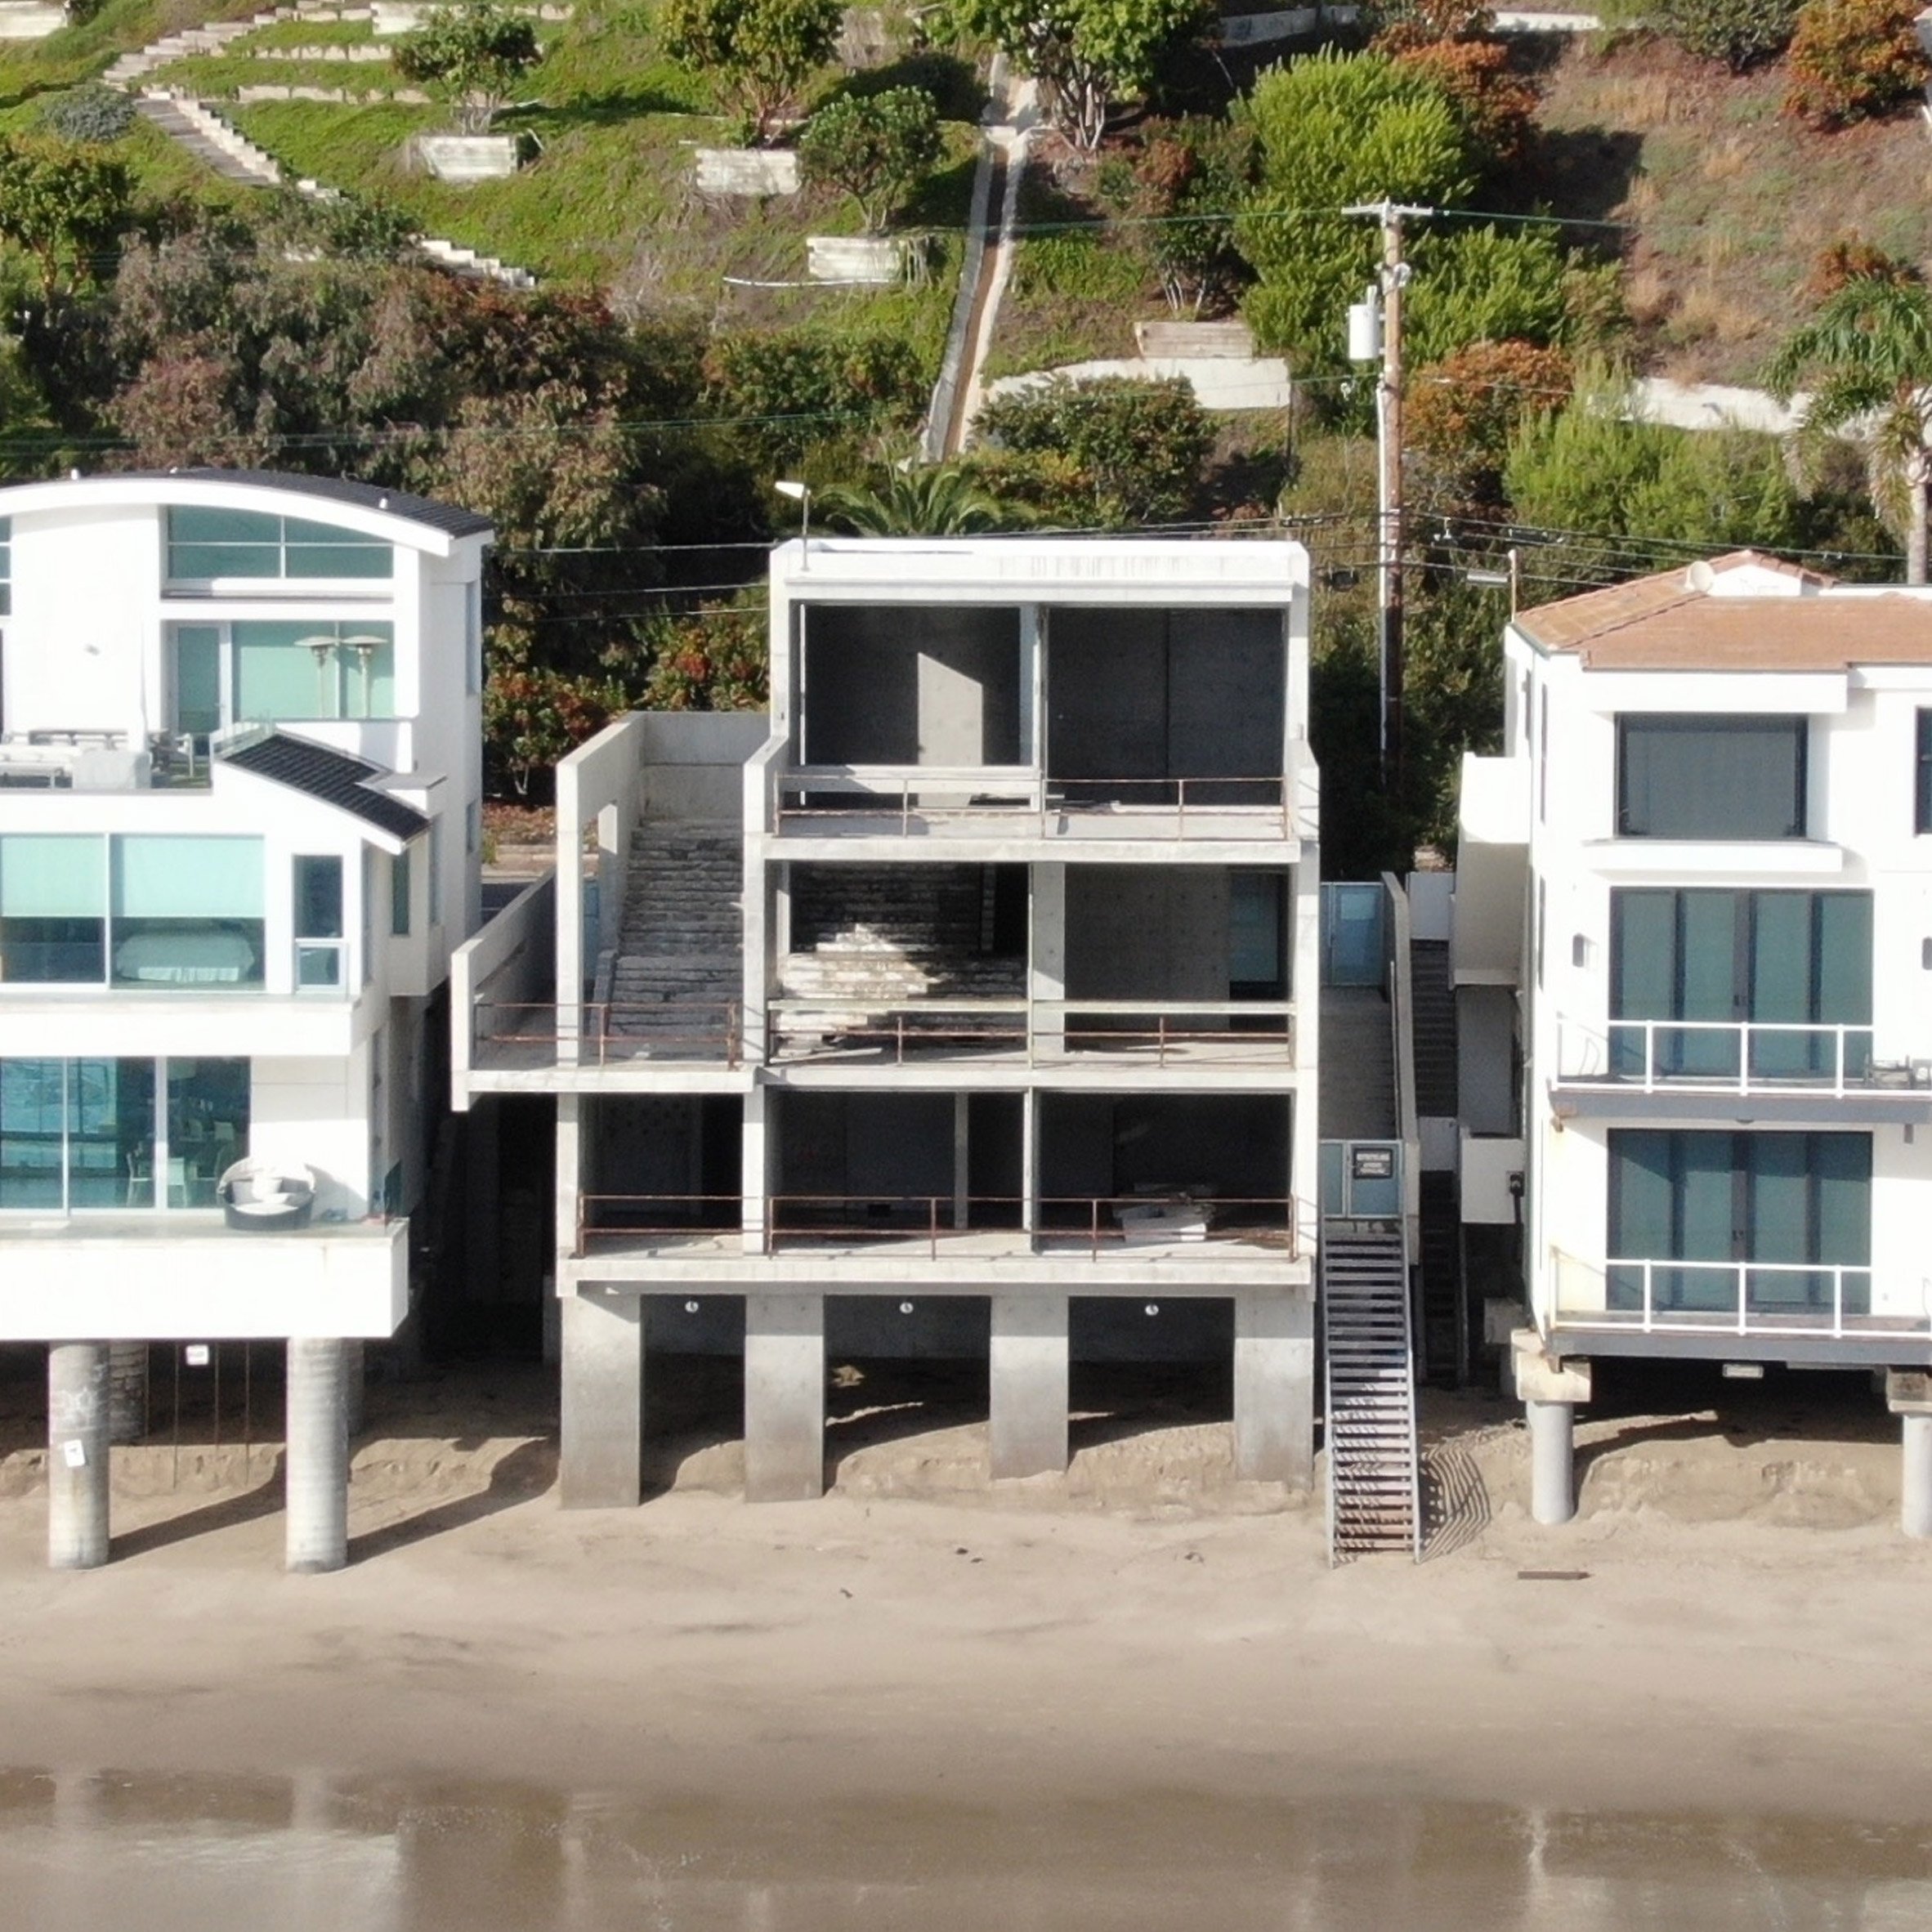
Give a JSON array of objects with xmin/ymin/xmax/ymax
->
[{"xmin": 2, "ymin": 1424, "xmax": 1930, "ymax": 1828}]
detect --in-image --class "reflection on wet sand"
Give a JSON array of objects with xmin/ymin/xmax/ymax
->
[{"xmin": 2, "ymin": 1769, "xmax": 1930, "ymax": 1932}]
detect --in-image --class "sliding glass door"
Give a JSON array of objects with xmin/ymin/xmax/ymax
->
[
  {"xmin": 1609, "ymin": 889, "xmax": 1871, "ymax": 1081},
  {"xmin": 1608, "ymin": 1129, "xmax": 1872, "ymax": 1320}
]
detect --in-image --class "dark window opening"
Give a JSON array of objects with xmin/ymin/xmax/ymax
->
[{"xmin": 1617, "ymin": 714, "xmax": 1807, "ymax": 840}]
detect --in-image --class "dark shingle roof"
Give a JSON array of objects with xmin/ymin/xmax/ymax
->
[
  {"xmin": 221, "ymin": 731, "xmax": 431, "ymax": 840},
  {"xmin": 152, "ymin": 468, "xmax": 494, "ymax": 540}
]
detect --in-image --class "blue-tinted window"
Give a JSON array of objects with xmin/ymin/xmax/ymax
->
[{"xmin": 167, "ymin": 506, "xmax": 391, "ymax": 583}]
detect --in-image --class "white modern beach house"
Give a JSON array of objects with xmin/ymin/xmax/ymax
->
[
  {"xmin": 1455, "ymin": 551, "xmax": 1932, "ymax": 1530},
  {"xmin": 455, "ymin": 535, "xmax": 1332, "ymax": 1512},
  {"xmin": 0, "ymin": 467, "xmax": 491, "ymax": 1570}
]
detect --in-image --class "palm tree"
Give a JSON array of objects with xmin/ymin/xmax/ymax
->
[
  {"xmin": 1766, "ymin": 274, "xmax": 1932, "ymax": 583},
  {"xmin": 815, "ymin": 465, "xmax": 1031, "ymax": 537}
]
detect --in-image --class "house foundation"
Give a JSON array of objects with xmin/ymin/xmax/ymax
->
[
  {"xmin": 559, "ymin": 1291, "xmax": 644, "ymax": 1509},
  {"xmin": 745, "ymin": 1293, "xmax": 825, "ymax": 1501},
  {"xmin": 47, "ymin": 1341, "xmax": 111, "ymax": 1570},
  {"xmin": 284, "ymin": 1336, "xmax": 348, "ymax": 1573},
  {"xmin": 989, "ymin": 1293, "xmax": 1068, "ymax": 1478}
]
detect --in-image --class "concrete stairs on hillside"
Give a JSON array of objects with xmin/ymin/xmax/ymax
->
[
  {"xmin": 1322, "ymin": 1225, "xmax": 1420, "ymax": 1562},
  {"xmin": 137, "ymin": 88, "xmax": 284, "ymax": 185}
]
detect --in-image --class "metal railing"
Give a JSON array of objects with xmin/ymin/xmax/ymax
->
[
  {"xmin": 769, "ymin": 999, "xmax": 1297, "ymax": 1066},
  {"xmin": 575, "ymin": 1192, "xmax": 1300, "ymax": 1260},
  {"xmin": 474, "ymin": 1000, "xmax": 741, "ymax": 1068},
  {"xmin": 1556, "ymin": 1017, "xmax": 1897, "ymax": 1098},
  {"xmin": 1549, "ymin": 1249, "xmax": 1919, "ymax": 1339},
  {"xmin": 774, "ymin": 770, "xmax": 1292, "ymax": 839}
]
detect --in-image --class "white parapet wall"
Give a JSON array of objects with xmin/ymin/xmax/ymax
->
[
  {"xmin": 0, "ymin": 1220, "xmax": 409, "ymax": 1341},
  {"xmin": 413, "ymin": 133, "xmax": 522, "ymax": 181},
  {"xmin": 0, "ymin": 2, "xmax": 65, "ymax": 38},
  {"xmin": 807, "ymin": 235, "xmax": 906, "ymax": 284}
]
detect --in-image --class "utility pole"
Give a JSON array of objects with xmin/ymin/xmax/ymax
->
[{"xmin": 1344, "ymin": 201, "xmax": 1430, "ymax": 796}]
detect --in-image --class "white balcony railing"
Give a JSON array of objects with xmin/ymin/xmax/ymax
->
[
  {"xmin": 1549, "ymin": 1249, "xmax": 1924, "ymax": 1339},
  {"xmin": 1555, "ymin": 1017, "xmax": 1906, "ymax": 1098}
]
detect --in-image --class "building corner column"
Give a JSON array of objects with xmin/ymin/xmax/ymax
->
[
  {"xmin": 285, "ymin": 1336, "xmax": 349, "ymax": 1573},
  {"xmin": 47, "ymin": 1342, "xmax": 111, "ymax": 1570},
  {"xmin": 990, "ymin": 1293, "xmax": 1068, "ymax": 1478},
  {"xmin": 1233, "ymin": 1290, "xmax": 1313, "ymax": 1487},
  {"xmin": 559, "ymin": 1289, "xmax": 645, "ymax": 1509}
]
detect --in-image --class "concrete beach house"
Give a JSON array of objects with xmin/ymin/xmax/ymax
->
[
  {"xmin": 456, "ymin": 536, "xmax": 1328, "ymax": 1511},
  {"xmin": 1456, "ymin": 552, "xmax": 1932, "ymax": 1528},
  {"xmin": 0, "ymin": 468, "xmax": 491, "ymax": 1571}
]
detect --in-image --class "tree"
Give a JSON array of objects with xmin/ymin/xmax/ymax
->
[
  {"xmin": 950, "ymin": 0, "xmax": 1210, "ymax": 150},
  {"xmin": 1766, "ymin": 271, "xmax": 1932, "ymax": 579},
  {"xmin": 798, "ymin": 87, "xmax": 941, "ymax": 232},
  {"xmin": 974, "ymin": 375, "xmax": 1213, "ymax": 523},
  {"xmin": 0, "ymin": 136, "xmax": 130, "ymax": 301},
  {"xmin": 637, "ymin": 601, "xmax": 770, "ymax": 710},
  {"xmin": 660, "ymin": 0, "xmax": 843, "ymax": 145},
  {"xmin": 1234, "ymin": 51, "xmax": 1473, "ymax": 371},
  {"xmin": 391, "ymin": 2, "xmax": 541, "ymax": 135},
  {"xmin": 1783, "ymin": 0, "xmax": 1930, "ymax": 127},
  {"xmin": 1505, "ymin": 370, "xmax": 1803, "ymax": 583},
  {"xmin": 817, "ymin": 463, "xmax": 1032, "ymax": 533},
  {"xmin": 1094, "ymin": 116, "xmax": 1253, "ymax": 316}
]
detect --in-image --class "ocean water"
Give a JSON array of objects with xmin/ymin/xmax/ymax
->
[{"xmin": 2, "ymin": 1770, "xmax": 1928, "ymax": 1930}]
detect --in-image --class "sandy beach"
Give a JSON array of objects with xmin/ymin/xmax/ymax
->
[{"xmin": 1, "ymin": 1361, "xmax": 1929, "ymax": 1835}]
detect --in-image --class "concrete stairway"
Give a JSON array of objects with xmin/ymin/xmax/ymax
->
[
  {"xmin": 137, "ymin": 89, "xmax": 284, "ymax": 184},
  {"xmin": 107, "ymin": 12, "xmax": 270, "ymax": 86},
  {"xmin": 1417, "ymin": 1170, "xmax": 1464, "ymax": 1387},
  {"xmin": 1321, "ymin": 1226, "xmax": 1420, "ymax": 1562},
  {"xmin": 1408, "ymin": 938, "xmax": 1458, "ymax": 1117},
  {"xmin": 604, "ymin": 823, "xmax": 742, "ymax": 1040}
]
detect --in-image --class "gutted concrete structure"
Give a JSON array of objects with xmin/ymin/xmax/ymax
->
[{"xmin": 455, "ymin": 536, "xmax": 1322, "ymax": 1502}]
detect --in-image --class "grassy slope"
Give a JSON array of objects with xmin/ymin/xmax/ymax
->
[
  {"xmin": 1529, "ymin": 38, "xmax": 1932, "ymax": 385},
  {"xmin": 163, "ymin": 8, "xmax": 981, "ymax": 370}
]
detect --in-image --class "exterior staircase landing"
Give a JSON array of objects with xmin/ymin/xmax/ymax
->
[{"xmin": 603, "ymin": 821, "xmax": 742, "ymax": 1044}]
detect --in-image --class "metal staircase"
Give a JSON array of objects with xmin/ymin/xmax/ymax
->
[{"xmin": 1322, "ymin": 1224, "xmax": 1421, "ymax": 1562}]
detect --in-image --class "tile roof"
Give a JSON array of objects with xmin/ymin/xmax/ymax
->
[
  {"xmin": 1514, "ymin": 552, "xmax": 1932, "ymax": 671},
  {"xmin": 221, "ymin": 731, "xmax": 430, "ymax": 840},
  {"xmin": 141, "ymin": 468, "xmax": 494, "ymax": 539}
]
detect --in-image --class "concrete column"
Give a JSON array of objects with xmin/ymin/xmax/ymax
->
[
  {"xmin": 559, "ymin": 1290, "xmax": 644, "ymax": 1509},
  {"xmin": 1030, "ymin": 862, "xmax": 1066, "ymax": 1058},
  {"xmin": 342, "ymin": 1339, "xmax": 365, "ymax": 1439},
  {"xmin": 953, "ymin": 1093, "xmax": 970, "ymax": 1230},
  {"xmin": 745, "ymin": 1293, "xmax": 824, "ymax": 1501},
  {"xmin": 1903, "ymin": 1414, "xmax": 1932, "ymax": 1540},
  {"xmin": 1233, "ymin": 1291, "xmax": 1314, "ymax": 1486},
  {"xmin": 742, "ymin": 1086, "xmax": 770, "ymax": 1255},
  {"xmin": 990, "ymin": 1293, "xmax": 1067, "ymax": 1478},
  {"xmin": 47, "ymin": 1342, "xmax": 111, "ymax": 1570},
  {"xmin": 285, "ymin": 1337, "xmax": 349, "ymax": 1573},
  {"xmin": 106, "ymin": 1340, "xmax": 148, "ymax": 1446},
  {"xmin": 1527, "ymin": 1399, "xmax": 1576, "ymax": 1526}
]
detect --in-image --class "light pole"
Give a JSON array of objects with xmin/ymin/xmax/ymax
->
[{"xmin": 1344, "ymin": 199, "xmax": 1429, "ymax": 796}]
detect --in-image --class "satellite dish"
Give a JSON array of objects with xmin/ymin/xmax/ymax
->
[{"xmin": 1686, "ymin": 560, "xmax": 1715, "ymax": 593}]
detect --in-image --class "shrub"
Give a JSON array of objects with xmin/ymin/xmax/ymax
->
[
  {"xmin": 1784, "ymin": 0, "xmax": 1930, "ymax": 128},
  {"xmin": 1378, "ymin": 34, "xmax": 1537, "ymax": 168},
  {"xmin": 701, "ymin": 325, "xmax": 927, "ymax": 467},
  {"xmin": 1408, "ymin": 337, "xmax": 1572, "ymax": 512},
  {"xmin": 1406, "ymin": 221, "xmax": 1572, "ymax": 364},
  {"xmin": 0, "ymin": 136, "xmax": 132, "ymax": 299},
  {"xmin": 1807, "ymin": 235, "xmax": 1922, "ymax": 296},
  {"xmin": 660, "ymin": 0, "xmax": 843, "ymax": 145},
  {"xmin": 638, "ymin": 602, "xmax": 771, "ymax": 710},
  {"xmin": 38, "ymin": 84, "xmax": 135, "ymax": 145},
  {"xmin": 974, "ymin": 376, "xmax": 1214, "ymax": 524},
  {"xmin": 1094, "ymin": 115, "xmax": 1253, "ymax": 316},
  {"xmin": 390, "ymin": 2, "xmax": 541, "ymax": 135},
  {"xmin": 1648, "ymin": 0, "xmax": 1801, "ymax": 68},
  {"xmin": 799, "ymin": 87, "xmax": 940, "ymax": 232}
]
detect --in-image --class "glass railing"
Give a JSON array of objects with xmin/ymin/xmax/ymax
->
[{"xmin": 1557, "ymin": 1017, "xmax": 1892, "ymax": 1095}]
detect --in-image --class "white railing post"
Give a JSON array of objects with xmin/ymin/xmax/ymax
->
[{"xmin": 1834, "ymin": 1267, "xmax": 1844, "ymax": 1338}]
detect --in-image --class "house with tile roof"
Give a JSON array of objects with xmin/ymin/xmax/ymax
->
[
  {"xmin": 1453, "ymin": 549, "xmax": 1932, "ymax": 1532},
  {"xmin": 0, "ymin": 468, "xmax": 493, "ymax": 1572}
]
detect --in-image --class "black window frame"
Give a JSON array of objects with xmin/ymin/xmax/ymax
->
[{"xmin": 1616, "ymin": 713, "xmax": 1809, "ymax": 841}]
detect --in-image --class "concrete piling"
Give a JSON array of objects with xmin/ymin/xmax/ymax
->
[
  {"xmin": 745, "ymin": 1294, "xmax": 825, "ymax": 1501},
  {"xmin": 989, "ymin": 1294, "xmax": 1068, "ymax": 1479},
  {"xmin": 1527, "ymin": 1399, "xmax": 1576, "ymax": 1526},
  {"xmin": 1902, "ymin": 1413, "xmax": 1932, "ymax": 1540},
  {"xmin": 285, "ymin": 1337, "xmax": 349, "ymax": 1573},
  {"xmin": 47, "ymin": 1342, "xmax": 112, "ymax": 1569}
]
